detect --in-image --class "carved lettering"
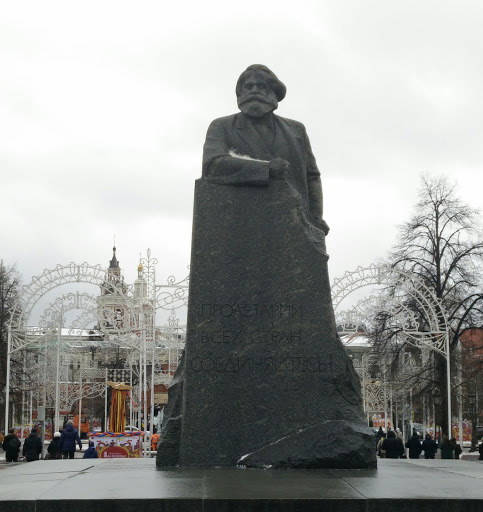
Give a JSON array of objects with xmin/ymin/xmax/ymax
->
[
  {"xmin": 200, "ymin": 330, "xmax": 242, "ymax": 343},
  {"xmin": 198, "ymin": 329, "xmax": 302, "ymax": 344},
  {"xmin": 189, "ymin": 355, "xmax": 333, "ymax": 374},
  {"xmin": 199, "ymin": 303, "xmax": 304, "ymax": 319}
]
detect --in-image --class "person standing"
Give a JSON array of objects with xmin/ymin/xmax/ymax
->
[
  {"xmin": 376, "ymin": 426, "xmax": 384, "ymax": 443},
  {"xmin": 23, "ymin": 428, "xmax": 43, "ymax": 462},
  {"xmin": 382, "ymin": 430, "xmax": 405, "ymax": 459},
  {"xmin": 422, "ymin": 434, "xmax": 438, "ymax": 459},
  {"xmin": 151, "ymin": 432, "xmax": 160, "ymax": 453},
  {"xmin": 377, "ymin": 433, "xmax": 386, "ymax": 458},
  {"xmin": 58, "ymin": 420, "xmax": 82, "ymax": 459},
  {"xmin": 47, "ymin": 432, "xmax": 62, "ymax": 460},
  {"xmin": 2, "ymin": 428, "xmax": 21, "ymax": 462},
  {"xmin": 82, "ymin": 441, "xmax": 98, "ymax": 459},
  {"xmin": 478, "ymin": 439, "xmax": 483, "ymax": 460},
  {"xmin": 405, "ymin": 432, "xmax": 422, "ymax": 459},
  {"xmin": 440, "ymin": 435, "xmax": 455, "ymax": 459},
  {"xmin": 451, "ymin": 437, "xmax": 462, "ymax": 459}
]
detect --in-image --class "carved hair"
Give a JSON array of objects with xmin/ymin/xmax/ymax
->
[{"xmin": 236, "ymin": 64, "xmax": 286, "ymax": 102}]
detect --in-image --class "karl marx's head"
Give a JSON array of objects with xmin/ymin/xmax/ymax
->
[{"xmin": 236, "ymin": 65, "xmax": 286, "ymax": 118}]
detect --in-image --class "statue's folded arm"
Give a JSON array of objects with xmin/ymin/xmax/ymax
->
[
  {"xmin": 202, "ymin": 117, "xmax": 270, "ymax": 186},
  {"xmin": 203, "ymin": 155, "xmax": 270, "ymax": 186}
]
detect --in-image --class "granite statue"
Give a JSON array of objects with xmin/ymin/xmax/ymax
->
[
  {"xmin": 156, "ymin": 64, "xmax": 377, "ymax": 469},
  {"xmin": 203, "ymin": 64, "xmax": 328, "ymax": 234}
]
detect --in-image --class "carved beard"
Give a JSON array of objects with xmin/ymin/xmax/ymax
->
[{"xmin": 237, "ymin": 93, "xmax": 278, "ymax": 118}]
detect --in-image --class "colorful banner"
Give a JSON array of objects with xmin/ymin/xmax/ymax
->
[
  {"xmin": 398, "ymin": 419, "xmax": 473, "ymax": 442},
  {"xmin": 89, "ymin": 432, "xmax": 143, "ymax": 458},
  {"xmin": 109, "ymin": 389, "xmax": 128, "ymax": 433},
  {"xmin": 371, "ymin": 414, "xmax": 392, "ymax": 430},
  {"xmin": 452, "ymin": 418, "xmax": 473, "ymax": 442},
  {"xmin": 13, "ymin": 421, "xmax": 53, "ymax": 440}
]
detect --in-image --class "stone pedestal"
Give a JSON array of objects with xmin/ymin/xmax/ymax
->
[{"xmin": 157, "ymin": 178, "xmax": 376, "ymax": 469}]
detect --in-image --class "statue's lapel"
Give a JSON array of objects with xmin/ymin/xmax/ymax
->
[
  {"xmin": 234, "ymin": 114, "xmax": 273, "ymax": 160},
  {"xmin": 275, "ymin": 117, "xmax": 305, "ymax": 170}
]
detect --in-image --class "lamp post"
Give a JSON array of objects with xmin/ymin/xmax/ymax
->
[
  {"xmin": 54, "ymin": 313, "xmax": 63, "ymax": 435},
  {"xmin": 469, "ymin": 392, "xmax": 478, "ymax": 452},
  {"xmin": 87, "ymin": 345, "xmax": 98, "ymax": 432}
]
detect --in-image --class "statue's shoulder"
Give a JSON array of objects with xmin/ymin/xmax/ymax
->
[
  {"xmin": 274, "ymin": 115, "xmax": 307, "ymax": 136},
  {"xmin": 207, "ymin": 113, "xmax": 239, "ymax": 130}
]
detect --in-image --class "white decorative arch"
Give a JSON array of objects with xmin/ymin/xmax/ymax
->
[
  {"xmin": 332, "ymin": 264, "xmax": 449, "ymax": 355},
  {"xmin": 5, "ymin": 262, "xmax": 138, "ymax": 432},
  {"xmin": 5, "ymin": 254, "xmax": 185, "ymax": 439},
  {"xmin": 13, "ymin": 263, "xmax": 131, "ymax": 325},
  {"xmin": 332, "ymin": 263, "xmax": 451, "ymax": 433},
  {"xmin": 156, "ymin": 269, "xmax": 190, "ymax": 310},
  {"xmin": 8, "ymin": 262, "xmax": 136, "ymax": 352},
  {"xmin": 39, "ymin": 292, "xmax": 98, "ymax": 329}
]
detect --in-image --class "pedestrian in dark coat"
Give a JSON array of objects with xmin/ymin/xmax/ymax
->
[
  {"xmin": 377, "ymin": 433, "xmax": 386, "ymax": 458},
  {"xmin": 376, "ymin": 426, "xmax": 384, "ymax": 442},
  {"xmin": 2, "ymin": 428, "xmax": 21, "ymax": 462},
  {"xmin": 479, "ymin": 439, "xmax": 483, "ymax": 460},
  {"xmin": 381, "ymin": 430, "xmax": 405, "ymax": 459},
  {"xmin": 440, "ymin": 435, "xmax": 455, "ymax": 459},
  {"xmin": 422, "ymin": 434, "xmax": 438, "ymax": 459},
  {"xmin": 58, "ymin": 420, "xmax": 82, "ymax": 459},
  {"xmin": 23, "ymin": 428, "xmax": 43, "ymax": 462},
  {"xmin": 405, "ymin": 433, "xmax": 422, "ymax": 459},
  {"xmin": 82, "ymin": 441, "xmax": 98, "ymax": 459},
  {"xmin": 47, "ymin": 432, "xmax": 62, "ymax": 459},
  {"xmin": 457, "ymin": 442, "xmax": 463, "ymax": 459},
  {"xmin": 451, "ymin": 438, "xmax": 462, "ymax": 459}
]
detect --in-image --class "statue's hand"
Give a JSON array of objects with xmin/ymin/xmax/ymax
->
[
  {"xmin": 313, "ymin": 218, "xmax": 330, "ymax": 235},
  {"xmin": 320, "ymin": 219, "xmax": 330, "ymax": 236},
  {"xmin": 269, "ymin": 158, "xmax": 289, "ymax": 179}
]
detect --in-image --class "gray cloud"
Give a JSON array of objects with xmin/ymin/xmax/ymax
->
[{"xmin": 1, "ymin": 0, "xmax": 482, "ymax": 309}]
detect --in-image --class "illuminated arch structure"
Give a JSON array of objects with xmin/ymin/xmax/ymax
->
[
  {"xmin": 332, "ymin": 264, "xmax": 452, "ymax": 435},
  {"xmin": 4, "ymin": 249, "xmax": 186, "ymax": 438}
]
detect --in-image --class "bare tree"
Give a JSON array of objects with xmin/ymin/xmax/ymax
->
[
  {"xmin": 0, "ymin": 260, "xmax": 22, "ymax": 428},
  {"xmin": 374, "ymin": 175, "xmax": 483, "ymax": 435}
]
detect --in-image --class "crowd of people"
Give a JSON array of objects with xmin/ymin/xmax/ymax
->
[
  {"xmin": 375, "ymin": 426, "xmax": 483, "ymax": 460},
  {"xmin": 1, "ymin": 421, "xmax": 483, "ymax": 463},
  {"xmin": 0, "ymin": 420, "xmax": 98, "ymax": 462}
]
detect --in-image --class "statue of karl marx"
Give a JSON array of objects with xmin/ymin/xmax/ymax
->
[
  {"xmin": 203, "ymin": 64, "xmax": 330, "ymax": 236},
  {"xmin": 156, "ymin": 65, "xmax": 376, "ymax": 470}
]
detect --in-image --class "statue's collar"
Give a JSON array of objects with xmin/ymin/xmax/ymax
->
[{"xmin": 236, "ymin": 112, "xmax": 276, "ymax": 131}]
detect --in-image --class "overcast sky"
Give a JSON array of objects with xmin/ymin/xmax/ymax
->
[{"xmin": 1, "ymin": 0, "xmax": 482, "ymax": 324}]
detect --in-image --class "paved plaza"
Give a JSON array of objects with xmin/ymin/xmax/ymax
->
[{"xmin": 0, "ymin": 457, "xmax": 482, "ymax": 511}]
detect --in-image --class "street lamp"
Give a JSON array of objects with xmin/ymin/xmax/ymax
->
[
  {"xmin": 468, "ymin": 393, "xmax": 478, "ymax": 452},
  {"xmin": 87, "ymin": 345, "xmax": 98, "ymax": 432}
]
